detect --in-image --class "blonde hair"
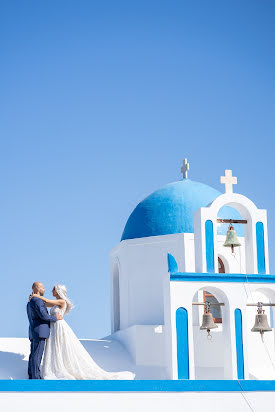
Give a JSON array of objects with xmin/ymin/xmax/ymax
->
[{"xmin": 54, "ymin": 284, "xmax": 74, "ymax": 314}]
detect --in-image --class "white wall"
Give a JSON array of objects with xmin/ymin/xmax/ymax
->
[
  {"xmin": 110, "ymin": 230, "xmax": 245, "ymax": 337},
  {"xmin": 1, "ymin": 392, "xmax": 275, "ymax": 412},
  {"xmin": 110, "ymin": 192, "xmax": 271, "ymax": 379},
  {"xmin": 166, "ymin": 281, "xmax": 275, "ymax": 381},
  {"xmin": 110, "ymin": 233, "xmax": 190, "ymax": 330}
]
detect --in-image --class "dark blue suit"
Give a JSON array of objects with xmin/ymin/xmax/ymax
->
[{"xmin": 26, "ymin": 297, "xmax": 57, "ymax": 379}]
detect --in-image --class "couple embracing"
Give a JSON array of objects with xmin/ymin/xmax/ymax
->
[{"xmin": 27, "ymin": 282, "xmax": 135, "ymax": 380}]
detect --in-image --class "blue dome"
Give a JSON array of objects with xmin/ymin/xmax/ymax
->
[{"xmin": 121, "ymin": 179, "xmax": 244, "ymax": 241}]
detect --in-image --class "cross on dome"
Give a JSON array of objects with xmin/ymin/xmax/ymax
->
[
  {"xmin": 181, "ymin": 158, "xmax": 190, "ymax": 179},
  {"xmin": 220, "ymin": 169, "xmax": 237, "ymax": 193}
]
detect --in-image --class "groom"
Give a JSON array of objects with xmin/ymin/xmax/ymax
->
[{"xmin": 26, "ymin": 282, "xmax": 62, "ymax": 379}]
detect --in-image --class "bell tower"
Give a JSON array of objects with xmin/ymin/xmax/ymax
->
[
  {"xmin": 193, "ymin": 169, "xmax": 269, "ymax": 275},
  {"xmin": 111, "ymin": 162, "xmax": 275, "ymax": 381}
]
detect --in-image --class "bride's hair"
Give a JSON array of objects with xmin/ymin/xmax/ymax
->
[{"xmin": 54, "ymin": 284, "xmax": 74, "ymax": 315}]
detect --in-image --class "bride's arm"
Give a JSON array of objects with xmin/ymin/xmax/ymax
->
[{"xmin": 31, "ymin": 294, "xmax": 65, "ymax": 308}]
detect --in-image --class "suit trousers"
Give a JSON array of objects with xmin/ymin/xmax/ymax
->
[{"xmin": 28, "ymin": 338, "xmax": 46, "ymax": 379}]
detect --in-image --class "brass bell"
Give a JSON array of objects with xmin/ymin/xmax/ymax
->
[
  {"xmin": 200, "ymin": 313, "xmax": 218, "ymax": 334},
  {"xmin": 223, "ymin": 224, "xmax": 241, "ymax": 253},
  {"xmin": 200, "ymin": 301, "xmax": 218, "ymax": 337},
  {"xmin": 251, "ymin": 306, "xmax": 272, "ymax": 335}
]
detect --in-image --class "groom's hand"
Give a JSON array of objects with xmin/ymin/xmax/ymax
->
[{"xmin": 56, "ymin": 314, "xmax": 63, "ymax": 320}]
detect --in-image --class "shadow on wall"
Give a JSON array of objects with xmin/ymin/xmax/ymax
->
[{"xmin": 0, "ymin": 352, "xmax": 28, "ymax": 379}]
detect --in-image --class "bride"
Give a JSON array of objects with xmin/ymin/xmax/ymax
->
[{"xmin": 30, "ymin": 284, "xmax": 135, "ymax": 380}]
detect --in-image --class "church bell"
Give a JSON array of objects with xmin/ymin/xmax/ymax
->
[
  {"xmin": 251, "ymin": 307, "xmax": 272, "ymax": 335},
  {"xmin": 223, "ymin": 224, "xmax": 241, "ymax": 253},
  {"xmin": 200, "ymin": 313, "xmax": 218, "ymax": 333},
  {"xmin": 200, "ymin": 303, "xmax": 218, "ymax": 337}
]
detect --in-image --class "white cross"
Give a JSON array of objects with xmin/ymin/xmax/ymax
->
[
  {"xmin": 181, "ymin": 158, "xmax": 190, "ymax": 179},
  {"xmin": 220, "ymin": 169, "xmax": 237, "ymax": 193}
]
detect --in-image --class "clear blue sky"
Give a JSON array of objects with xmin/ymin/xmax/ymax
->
[{"xmin": 0, "ymin": 1, "xmax": 274, "ymax": 338}]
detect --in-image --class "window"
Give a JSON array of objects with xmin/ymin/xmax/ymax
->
[{"xmin": 203, "ymin": 291, "xmax": 222, "ymax": 323}]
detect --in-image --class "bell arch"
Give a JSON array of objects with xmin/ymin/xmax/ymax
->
[
  {"xmin": 194, "ymin": 193, "xmax": 269, "ymax": 274},
  {"xmin": 245, "ymin": 287, "xmax": 275, "ymax": 379},
  {"xmin": 191, "ymin": 286, "xmax": 233, "ymax": 379},
  {"xmin": 215, "ymin": 205, "xmax": 245, "ymax": 274}
]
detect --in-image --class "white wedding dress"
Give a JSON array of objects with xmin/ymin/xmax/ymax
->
[{"xmin": 42, "ymin": 304, "xmax": 135, "ymax": 380}]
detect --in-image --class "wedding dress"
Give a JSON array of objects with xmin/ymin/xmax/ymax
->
[{"xmin": 42, "ymin": 304, "xmax": 135, "ymax": 380}]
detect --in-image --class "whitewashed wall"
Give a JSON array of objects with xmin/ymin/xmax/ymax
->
[{"xmin": 1, "ymin": 392, "xmax": 275, "ymax": 412}]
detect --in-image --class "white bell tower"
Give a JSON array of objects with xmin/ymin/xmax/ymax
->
[{"xmin": 110, "ymin": 163, "xmax": 275, "ymax": 381}]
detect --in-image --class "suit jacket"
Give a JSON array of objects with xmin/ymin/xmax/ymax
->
[{"xmin": 27, "ymin": 297, "xmax": 57, "ymax": 340}]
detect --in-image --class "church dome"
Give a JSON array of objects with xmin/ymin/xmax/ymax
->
[{"xmin": 121, "ymin": 179, "xmax": 243, "ymax": 241}]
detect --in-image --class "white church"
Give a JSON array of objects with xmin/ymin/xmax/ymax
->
[{"xmin": 1, "ymin": 160, "xmax": 275, "ymax": 411}]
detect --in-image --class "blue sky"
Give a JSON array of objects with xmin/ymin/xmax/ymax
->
[{"xmin": 0, "ymin": 1, "xmax": 274, "ymax": 338}]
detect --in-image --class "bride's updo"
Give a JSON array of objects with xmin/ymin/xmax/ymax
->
[{"xmin": 54, "ymin": 284, "xmax": 74, "ymax": 314}]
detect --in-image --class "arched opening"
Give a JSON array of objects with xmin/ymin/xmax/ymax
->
[
  {"xmin": 192, "ymin": 287, "xmax": 232, "ymax": 379},
  {"xmin": 246, "ymin": 288, "xmax": 275, "ymax": 379},
  {"xmin": 112, "ymin": 262, "xmax": 120, "ymax": 332},
  {"xmin": 218, "ymin": 257, "xmax": 225, "ymax": 273},
  {"xmin": 205, "ymin": 194, "xmax": 265, "ymax": 274},
  {"xmin": 216, "ymin": 205, "xmax": 245, "ymax": 274},
  {"xmin": 218, "ymin": 254, "xmax": 230, "ymax": 274}
]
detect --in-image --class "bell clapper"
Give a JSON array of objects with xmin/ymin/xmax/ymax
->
[{"xmin": 207, "ymin": 330, "xmax": 212, "ymax": 341}]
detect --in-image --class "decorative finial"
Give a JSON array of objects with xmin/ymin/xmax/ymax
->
[
  {"xmin": 220, "ymin": 169, "xmax": 237, "ymax": 193},
  {"xmin": 181, "ymin": 158, "xmax": 190, "ymax": 179}
]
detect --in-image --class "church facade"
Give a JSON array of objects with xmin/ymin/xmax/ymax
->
[{"xmin": 110, "ymin": 161, "xmax": 275, "ymax": 381}]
